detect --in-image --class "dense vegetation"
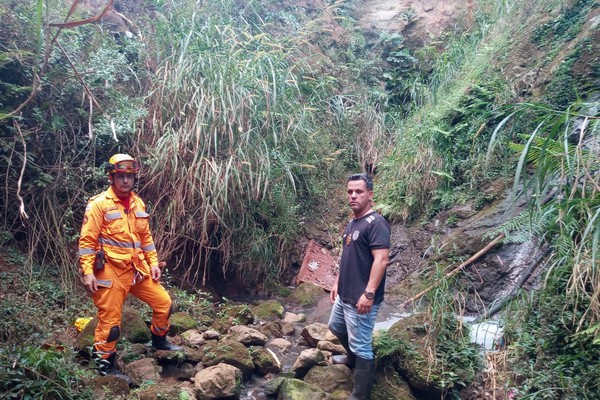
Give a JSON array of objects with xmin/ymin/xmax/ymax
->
[{"xmin": 0, "ymin": 0, "xmax": 598, "ymax": 398}]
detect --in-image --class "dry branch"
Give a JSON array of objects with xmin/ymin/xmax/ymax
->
[{"xmin": 399, "ymin": 233, "xmax": 505, "ymax": 309}]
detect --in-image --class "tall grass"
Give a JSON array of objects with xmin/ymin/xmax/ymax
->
[
  {"xmin": 489, "ymin": 101, "xmax": 599, "ymax": 398},
  {"xmin": 490, "ymin": 101, "xmax": 600, "ymax": 324},
  {"xmin": 135, "ymin": 0, "xmax": 348, "ymax": 285},
  {"xmin": 375, "ymin": 0, "xmax": 577, "ymax": 221}
]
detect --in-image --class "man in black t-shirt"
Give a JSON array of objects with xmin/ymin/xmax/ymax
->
[{"xmin": 328, "ymin": 173, "xmax": 390, "ymax": 400}]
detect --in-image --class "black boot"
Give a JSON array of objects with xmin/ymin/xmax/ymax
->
[
  {"xmin": 349, "ymin": 356, "xmax": 376, "ymax": 400},
  {"xmin": 94, "ymin": 351, "xmax": 133, "ymax": 386},
  {"xmin": 331, "ymin": 333, "xmax": 355, "ymax": 368},
  {"xmin": 151, "ymin": 332, "xmax": 182, "ymax": 351}
]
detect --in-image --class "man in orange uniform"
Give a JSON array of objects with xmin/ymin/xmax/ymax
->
[{"xmin": 78, "ymin": 154, "xmax": 181, "ymax": 379}]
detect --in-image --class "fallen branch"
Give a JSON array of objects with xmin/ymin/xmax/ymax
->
[{"xmin": 399, "ymin": 233, "xmax": 505, "ymax": 309}]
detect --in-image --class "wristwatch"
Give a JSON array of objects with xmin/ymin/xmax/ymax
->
[{"xmin": 364, "ymin": 290, "xmax": 375, "ymax": 300}]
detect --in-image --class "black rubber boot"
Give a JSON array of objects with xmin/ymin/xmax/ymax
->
[
  {"xmin": 151, "ymin": 332, "xmax": 182, "ymax": 351},
  {"xmin": 332, "ymin": 333, "xmax": 355, "ymax": 368},
  {"xmin": 94, "ymin": 351, "xmax": 133, "ymax": 386},
  {"xmin": 349, "ymin": 356, "xmax": 376, "ymax": 400}
]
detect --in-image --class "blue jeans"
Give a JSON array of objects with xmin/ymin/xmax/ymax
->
[{"xmin": 328, "ymin": 296, "xmax": 381, "ymax": 360}]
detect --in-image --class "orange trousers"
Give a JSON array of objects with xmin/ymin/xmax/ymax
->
[{"xmin": 92, "ymin": 263, "xmax": 172, "ymax": 357}]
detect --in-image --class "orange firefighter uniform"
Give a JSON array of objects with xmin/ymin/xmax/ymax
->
[{"xmin": 78, "ymin": 185, "xmax": 172, "ymax": 357}]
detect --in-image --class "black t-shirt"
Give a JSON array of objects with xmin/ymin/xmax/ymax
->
[{"xmin": 338, "ymin": 211, "xmax": 391, "ymax": 306}]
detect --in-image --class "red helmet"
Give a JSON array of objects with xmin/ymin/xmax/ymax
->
[{"xmin": 105, "ymin": 154, "xmax": 139, "ymax": 175}]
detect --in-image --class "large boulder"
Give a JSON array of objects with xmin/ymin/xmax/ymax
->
[
  {"xmin": 291, "ymin": 348, "xmax": 327, "ymax": 378},
  {"xmin": 303, "ymin": 364, "xmax": 354, "ymax": 393},
  {"xmin": 226, "ymin": 325, "xmax": 268, "ymax": 346},
  {"xmin": 316, "ymin": 340, "xmax": 345, "ymax": 354},
  {"xmin": 267, "ymin": 338, "xmax": 293, "ymax": 353},
  {"xmin": 201, "ymin": 339, "xmax": 255, "ymax": 380},
  {"xmin": 194, "ymin": 363, "xmax": 242, "ymax": 400},
  {"xmin": 371, "ymin": 364, "xmax": 417, "ymax": 400},
  {"xmin": 287, "ymin": 282, "xmax": 326, "ymax": 308},
  {"xmin": 387, "ymin": 313, "xmax": 478, "ymax": 398},
  {"xmin": 123, "ymin": 357, "xmax": 161, "ymax": 387},
  {"xmin": 278, "ymin": 378, "xmax": 328, "ymax": 400},
  {"xmin": 249, "ymin": 346, "xmax": 281, "ymax": 376},
  {"xmin": 251, "ymin": 300, "xmax": 285, "ymax": 320},
  {"xmin": 180, "ymin": 329, "xmax": 206, "ymax": 347},
  {"xmin": 301, "ymin": 322, "xmax": 330, "ymax": 347},
  {"xmin": 283, "ymin": 311, "xmax": 306, "ymax": 324},
  {"xmin": 257, "ymin": 320, "xmax": 284, "ymax": 338},
  {"xmin": 75, "ymin": 306, "xmax": 150, "ymax": 353},
  {"xmin": 211, "ymin": 304, "xmax": 255, "ymax": 333},
  {"xmin": 169, "ymin": 311, "xmax": 197, "ymax": 334}
]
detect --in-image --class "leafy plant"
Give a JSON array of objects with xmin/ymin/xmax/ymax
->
[
  {"xmin": 0, "ymin": 345, "xmax": 95, "ymax": 399},
  {"xmin": 424, "ymin": 268, "xmax": 482, "ymax": 395},
  {"xmin": 488, "ymin": 100, "xmax": 600, "ymax": 398}
]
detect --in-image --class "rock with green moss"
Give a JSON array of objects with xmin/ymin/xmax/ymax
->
[
  {"xmin": 130, "ymin": 381, "xmax": 195, "ymax": 400},
  {"xmin": 371, "ymin": 364, "xmax": 417, "ymax": 400},
  {"xmin": 201, "ymin": 339, "xmax": 255, "ymax": 381},
  {"xmin": 169, "ymin": 311, "xmax": 197, "ymax": 334},
  {"xmin": 75, "ymin": 306, "xmax": 150, "ymax": 353},
  {"xmin": 122, "ymin": 307, "xmax": 152, "ymax": 344},
  {"xmin": 303, "ymin": 364, "xmax": 353, "ymax": 393},
  {"xmin": 251, "ymin": 299, "xmax": 285, "ymax": 320},
  {"xmin": 278, "ymin": 378, "xmax": 327, "ymax": 400},
  {"xmin": 211, "ymin": 304, "xmax": 255, "ymax": 333},
  {"xmin": 386, "ymin": 313, "xmax": 479, "ymax": 398},
  {"xmin": 287, "ymin": 282, "xmax": 326, "ymax": 308},
  {"xmin": 249, "ymin": 346, "xmax": 281, "ymax": 376}
]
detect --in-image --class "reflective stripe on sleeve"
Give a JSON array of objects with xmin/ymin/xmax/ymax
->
[
  {"xmin": 79, "ymin": 248, "xmax": 96, "ymax": 255},
  {"xmin": 135, "ymin": 211, "xmax": 149, "ymax": 218},
  {"xmin": 141, "ymin": 243, "xmax": 156, "ymax": 252}
]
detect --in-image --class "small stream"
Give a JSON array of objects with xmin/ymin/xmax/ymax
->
[{"xmin": 234, "ymin": 295, "xmax": 503, "ymax": 399}]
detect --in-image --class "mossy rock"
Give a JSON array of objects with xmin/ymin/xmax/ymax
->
[
  {"xmin": 211, "ymin": 304, "xmax": 255, "ymax": 333},
  {"xmin": 251, "ymin": 299, "xmax": 285, "ymax": 320},
  {"xmin": 279, "ymin": 378, "xmax": 327, "ymax": 400},
  {"xmin": 129, "ymin": 380, "xmax": 196, "ymax": 399},
  {"xmin": 287, "ymin": 282, "xmax": 325, "ymax": 308},
  {"xmin": 201, "ymin": 339, "xmax": 255, "ymax": 381},
  {"xmin": 222, "ymin": 304, "xmax": 255, "ymax": 325},
  {"xmin": 264, "ymin": 376, "xmax": 286, "ymax": 395},
  {"xmin": 75, "ymin": 306, "xmax": 150, "ymax": 353},
  {"xmin": 169, "ymin": 311, "xmax": 197, "ymax": 334},
  {"xmin": 249, "ymin": 346, "xmax": 281, "ymax": 376},
  {"xmin": 121, "ymin": 307, "xmax": 151, "ymax": 344},
  {"xmin": 371, "ymin": 364, "xmax": 417, "ymax": 400},
  {"xmin": 387, "ymin": 313, "xmax": 454, "ymax": 397}
]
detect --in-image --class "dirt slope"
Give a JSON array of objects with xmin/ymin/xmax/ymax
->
[{"xmin": 352, "ymin": 0, "xmax": 467, "ymax": 48}]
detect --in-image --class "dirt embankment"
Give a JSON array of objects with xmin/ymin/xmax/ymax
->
[{"xmin": 352, "ymin": 0, "xmax": 468, "ymax": 48}]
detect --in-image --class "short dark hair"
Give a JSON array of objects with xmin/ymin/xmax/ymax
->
[{"xmin": 348, "ymin": 173, "xmax": 373, "ymax": 190}]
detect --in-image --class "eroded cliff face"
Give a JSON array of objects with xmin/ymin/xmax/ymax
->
[{"xmin": 351, "ymin": 0, "xmax": 467, "ymax": 48}]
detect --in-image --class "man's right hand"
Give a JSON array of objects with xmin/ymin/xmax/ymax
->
[
  {"xmin": 330, "ymin": 283, "xmax": 338, "ymax": 303},
  {"xmin": 82, "ymin": 273, "xmax": 98, "ymax": 293}
]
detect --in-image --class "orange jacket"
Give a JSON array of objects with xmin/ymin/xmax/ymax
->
[{"xmin": 78, "ymin": 186, "xmax": 159, "ymax": 276}]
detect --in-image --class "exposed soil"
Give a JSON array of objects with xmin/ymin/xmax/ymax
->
[{"xmin": 352, "ymin": 0, "xmax": 467, "ymax": 49}]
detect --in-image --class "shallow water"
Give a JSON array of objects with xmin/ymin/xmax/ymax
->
[{"xmin": 233, "ymin": 294, "xmax": 503, "ymax": 398}]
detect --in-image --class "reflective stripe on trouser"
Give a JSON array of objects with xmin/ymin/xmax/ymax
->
[
  {"xmin": 328, "ymin": 296, "xmax": 380, "ymax": 360},
  {"xmin": 92, "ymin": 263, "xmax": 172, "ymax": 356}
]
